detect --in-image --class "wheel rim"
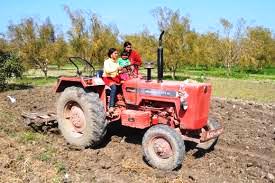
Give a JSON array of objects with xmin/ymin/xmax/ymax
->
[
  {"xmin": 64, "ymin": 101, "xmax": 86, "ymax": 135},
  {"xmin": 151, "ymin": 137, "xmax": 173, "ymax": 159}
]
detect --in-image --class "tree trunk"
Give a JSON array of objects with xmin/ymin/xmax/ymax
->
[
  {"xmin": 170, "ymin": 65, "xmax": 178, "ymax": 80},
  {"xmin": 42, "ymin": 62, "xmax": 48, "ymax": 79},
  {"xmin": 172, "ymin": 70, "xmax": 176, "ymax": 80},
  {"xmin": 226, "ymin": 62, "xmax": 231, "ymax": 77},
  {"xmin": 42, "ymin": 69, "xmax": 48, "ymax": 79},
  {"xmin": 171, "ymin": 66, "xmax": 176, "ymax": 80}
]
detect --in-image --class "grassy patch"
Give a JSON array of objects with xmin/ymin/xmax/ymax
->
[
  {"xmin": 39, "ymin": 150, "xmax": 52, "ymax": 162},
  {"xmin": 181, "ymin": 67, "xmax": 275, "ymax": 80},
  {"xmin": 11, "ymin": 76, "xmax": 57, "ymax": 87},
  {"xmin": 209, "ymin": 78, "xmax": 275, "ymax": 103},
  {"xmin": 37, "ymin": 146, "xmax": 57, "ymax": 162},
  {"xmin": 55, "ymin": 161, "xmax": 66, "ymax": 173},
  {"xmin": 18, "ymin": 131, "xmax": 44, "ymax": 144}
]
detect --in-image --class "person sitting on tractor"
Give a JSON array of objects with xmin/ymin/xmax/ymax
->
[
  {"xmin": 102, "ymin": 48, "xmax": 122, "ymax": 112},
  {"xmin": 123, "ymin": 41, "xmax": 142, "ymax": 74},
  {"xmin": 118, "ymin": 51, "xmax": 131, "ymax": 80}
]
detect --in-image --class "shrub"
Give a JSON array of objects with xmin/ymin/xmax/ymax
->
[{"xmin": 0, "ymin": 50, "xmax": 23, "ymax": 89}]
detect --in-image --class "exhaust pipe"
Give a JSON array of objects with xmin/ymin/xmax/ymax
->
[{"xmin": 157, "ymin": 30, "xmax": 165, "ymax": 83}]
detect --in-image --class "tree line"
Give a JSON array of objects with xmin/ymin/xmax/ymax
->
[{"xmin": 0, "ymin": 6, "xmax": 275, "ymax": 81}]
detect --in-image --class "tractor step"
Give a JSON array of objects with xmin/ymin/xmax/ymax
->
[{"xmin": 21, "ymin": 112, "xmax": 58, "ymax": 133}]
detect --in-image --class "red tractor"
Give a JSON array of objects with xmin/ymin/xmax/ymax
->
[{"xmin": 54, "ymin": 31, "xmax": 223, "ymax": 170}]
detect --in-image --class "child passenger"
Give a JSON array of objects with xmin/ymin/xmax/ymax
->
[{"xmin": 118, "ymin": 51, "xmax": 131, "ymax": 80}]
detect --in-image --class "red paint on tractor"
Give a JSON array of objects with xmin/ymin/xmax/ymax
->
[
  {"xmin": 121, "ymin": 110, "xmax": 151, "ymax": 129},
  {"xmin": 122, "ymin": 78, "xmax": 211, "ymax": 129}
]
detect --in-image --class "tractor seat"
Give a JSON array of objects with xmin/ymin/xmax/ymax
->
[{"xmin": 96, "ymin": 70, "xmax": 103, "ymax": 78}]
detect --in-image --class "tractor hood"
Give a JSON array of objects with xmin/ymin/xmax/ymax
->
[
  {"xmin": 122, "ymin": 78, "xmax": 211, "ymax": 101},
  {"xmin": 122, "ymin": 78, "xmax": 212, "ymax": 129}
]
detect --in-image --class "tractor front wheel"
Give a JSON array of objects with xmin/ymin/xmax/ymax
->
[
  {"xmin": 57, "ymin": 86, "xmax": 107, "ymax": 148},
  {"xmin": 142, "ymin": 125, "xmax": 185, "ymax": 170}
]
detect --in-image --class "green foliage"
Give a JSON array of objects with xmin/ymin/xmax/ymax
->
[
  {"xmin": 64, "ymin": 6, "xmax": 119, "ymax": 66},
  {"xmin": 191, "ymin": 32, "xmax": 220, "ymax": 68},
  {"xmin": 124, "ymin": 28, "xmax": 157, "ymax": 62},
  {"xmin": 152, "ymin": 7, "xmax": 193, "ymax": 79},
  {"xmin": 0, "ymin": 50, "xmax": 23, "ymax": 89},
  {"xmin": 239, "ymin": 27, "xmax": 274, "ymax": 72},
  {"xmin": 7, "ymin": 17, "xmax": 68, "ymax": 78},
  {"xmin": 1, "ymin": 6, "xmax": 274, "ymax": 80}
]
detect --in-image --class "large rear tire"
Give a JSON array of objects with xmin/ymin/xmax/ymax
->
[
  {"xmin": 57, "ymin": 86, "xmax": 107, "ymax": 148},
  {"xmin": 142, "ymin": 125, "xmax": 185, "ymax": 170}
]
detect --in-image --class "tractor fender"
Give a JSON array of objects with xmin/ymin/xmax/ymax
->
[{"xmin": 55, "ymin": 76, "xmax": 105, "ymax": 93}]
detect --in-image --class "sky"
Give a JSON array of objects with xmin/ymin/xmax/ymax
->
[{"xmin": 0, "ymin": 0, "xmax": 274, "ymax": 37}]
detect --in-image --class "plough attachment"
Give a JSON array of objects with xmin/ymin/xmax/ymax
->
[{"xmin": 21, "ymin": 112, "xmax": 58, "ymax": 133}]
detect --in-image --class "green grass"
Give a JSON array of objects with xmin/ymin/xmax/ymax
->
[
  {"xmin": 11, "ymin": 76, "xmax": 57, "ymax": 86},
  {"xmin": 37, "ymin": 146, "xmax": 57, "ymax": 162},
  {"xmin": 18, "ymin": 131, "xmax": 44, "ymax": 144},
  {"xmin": 181, "ymin": 66, "xmax": 275, "ymax": 80},
  {"xmin": 55, "ymin": 161, "xmax": 66, "ymax": 173},
  {"xmin": 209, "ymin": 78, "xmax": 275, "ymax": 103}
]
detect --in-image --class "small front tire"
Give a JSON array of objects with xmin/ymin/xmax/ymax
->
[{"xmin": 142, "ymin": 125, "xmax": 185, "ymax": 170}]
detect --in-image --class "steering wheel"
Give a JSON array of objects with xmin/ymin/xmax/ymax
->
[{"xmin": 68, "ymin": 57, "xmax": 96, "ymax": 76}]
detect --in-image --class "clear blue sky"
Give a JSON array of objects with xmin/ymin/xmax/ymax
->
[{"xmin": 1, "ymin": 0, "xmax": 274, "ymax": 36}]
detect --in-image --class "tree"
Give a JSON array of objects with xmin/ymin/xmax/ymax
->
[
  {"xmin": 218, "ymin": 18, "xmax": 235, "ymax": 75},
  {"xmin": 239, "ymin": 26, "xmax": 274, "ymax": 71},
  {"xmin": 191, "ymin": 32, "xmax": 220, "ymax": 69},
  {"xmin": 8, "ymin": 17, "xmax": 66, "ymax": 78},
  {"xmin": 152, "ymin": 7, "xmax": 192, "ymax": 79},
  {"xmin": 0, "ymin": 50, "xmax": 23, "ymax": 89},
  {"xmin": 89, "ymin": 14, "xmax": 119, "ymax": 65},
  {"xmin": 217, "ymin": 18, "xmax": 251, "ymax": 75},
  {"xmin": 52, "ymin": 36, "xmax": 68, "ymax": 70},
  {"xmin": 64, "ymin": 6, "xmax": 89, "ymax": 59},
  {"xmin": 123, "ymin": 28, "xmax": 157, "ymax": 62},
  {"xmin": 0, "ymin": 34, "xmax": 8, "ymax": 51},
  {"xmin": 65, "ymin": 6, "xmax": 119, "ymax": 66}
]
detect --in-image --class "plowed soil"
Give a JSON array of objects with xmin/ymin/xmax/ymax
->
[{"xmin": 0, "ymin": 87, "xmax": 274, "ymax": 183}]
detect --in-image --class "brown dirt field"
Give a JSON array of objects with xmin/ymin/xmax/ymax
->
[{"xmin": 0, "ymin": 86, "xmax": 274, "ymax": 183}]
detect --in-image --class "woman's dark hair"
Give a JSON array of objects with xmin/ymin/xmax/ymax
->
[
  {"xmin": 108, "ymin": 48, "xmax": 117, "ymax": 58},
  {"xmin": 123, "ymin": 41, "xmax": 132, "ymax": 48}
]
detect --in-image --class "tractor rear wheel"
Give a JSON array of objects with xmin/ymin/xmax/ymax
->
[
  {"xmin": 57, "ymin": 86, "xmax": 107, "ymax": 148},
  {"xmin": 142, "ymin": 124, "xmax": 185, "ymax": 170}
]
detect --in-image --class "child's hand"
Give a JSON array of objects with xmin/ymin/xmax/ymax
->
[{"xmin": 130, "ymin": 65, "xmax": 135, "ymax": 71}]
